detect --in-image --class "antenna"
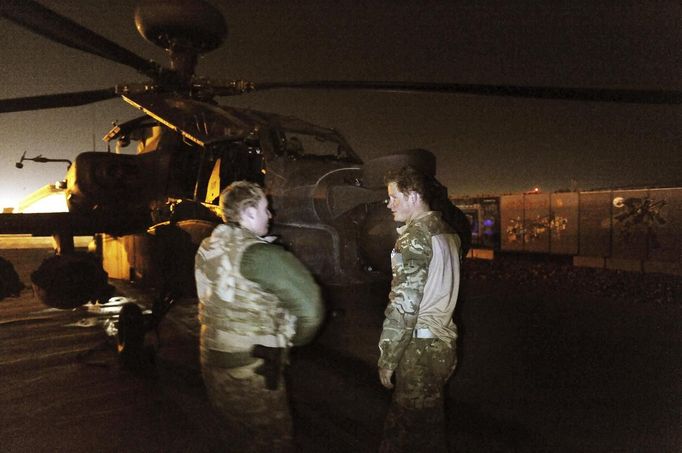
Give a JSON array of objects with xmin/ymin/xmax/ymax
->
[{"xmin": 15, "ymin": 152, "xmax": 72, "ymax": 169}]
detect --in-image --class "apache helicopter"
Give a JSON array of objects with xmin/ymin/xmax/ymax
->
[{"xmin": 0, "ymin": 0, "xmax": 680, "ymax": 310}]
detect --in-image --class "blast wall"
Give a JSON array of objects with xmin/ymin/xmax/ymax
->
[{"xmin": 497, "ymin": 188, "xmax": 681, "ymax": 274}]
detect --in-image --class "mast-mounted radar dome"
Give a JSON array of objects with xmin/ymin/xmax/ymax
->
[{"xmin": 134, "ymin": 0, "xmax": 227, "ymax": 81}]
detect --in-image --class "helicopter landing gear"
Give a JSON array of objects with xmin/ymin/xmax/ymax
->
[{"xmin": 115, "ymin": 301, "xmax": 159, "ymax": 374}]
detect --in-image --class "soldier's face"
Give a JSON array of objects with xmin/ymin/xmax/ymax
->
[
  {"xmin": 387, "ymin": 182, "xmax": 414, "ymax": 223},
  {"xmin": 241, "ymin": 196, "xmax": 271, "ymax": 236}
]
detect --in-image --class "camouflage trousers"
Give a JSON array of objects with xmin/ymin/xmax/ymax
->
[
  {"xmin": 380, "ymin": 337, "xmax": 457, "ymax": 453},
  {"xmin": 201, "ymin": 359, "xmax": 294, "ymax": 453}
]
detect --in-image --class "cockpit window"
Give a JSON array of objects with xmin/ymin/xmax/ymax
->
[{"xmin": 282, "ymin": 131, "xmax": 358, "ymax": 162}]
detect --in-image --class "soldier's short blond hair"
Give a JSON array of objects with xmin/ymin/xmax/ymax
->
[{"xmin": 219, "ymin": 181, "xmax": 265, "ymax": 223}]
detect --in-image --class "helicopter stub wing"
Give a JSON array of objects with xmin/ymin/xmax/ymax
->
[{"xmin": 0, "ymin": 211, "xmax": 150, "ymax": 238}]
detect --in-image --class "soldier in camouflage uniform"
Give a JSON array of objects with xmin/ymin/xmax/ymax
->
[
  {"xmin": 195, "ymin": 181, "xmax": 323, "ymax": 452},
  {"xmin": 378, "ymin": 167, "xmax": 461, "ymax": 452}
]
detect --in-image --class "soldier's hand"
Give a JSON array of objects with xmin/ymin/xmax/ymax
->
[{"xmin": 379, "ymin": 367, "xmax": 394, "ymax": 389}]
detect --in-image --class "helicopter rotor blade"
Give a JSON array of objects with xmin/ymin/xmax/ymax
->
[
  {"xmin": 0, "ymin": 0, "xmax": 161, "ymax": 79},
  {"xmin": 242, "ymin": 81, "xmax": 682, "ymax": 105},
  {"xmin": 0, "ymin": 89, "xmax": 118, "ymax": 114}
]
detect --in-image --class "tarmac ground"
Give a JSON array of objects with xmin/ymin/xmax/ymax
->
[{"xmin": 0, "ymin": 247, "xmax": 680, "ymax": 452}]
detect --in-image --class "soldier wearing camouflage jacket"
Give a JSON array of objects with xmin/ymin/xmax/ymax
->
[
  {"xmin": 195, "ymin": 181, "xmax": 323, "ymax": 452},
  {"xmin": 379, "ymin": 167, "xmax": 461, "ymax": 453}
]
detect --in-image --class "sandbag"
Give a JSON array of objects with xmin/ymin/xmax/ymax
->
[{"xmin": 0, "ymin": 256, "xmax": 24, "ymax": 300}]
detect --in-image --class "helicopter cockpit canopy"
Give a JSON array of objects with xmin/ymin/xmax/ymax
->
[
  {"xmin": 276, "ymin": 130, "xmax": 359, "ymax": 163},
  {"xmin": 116, "ymin": 92, "xmax": 361, "ymax": 164},
  {"xmin": 121, "ymin": 93, "xmax": 256, "ymax": 146},
  {"xmin": 90, "ymin": 91, "xmax": 364, "ymax": 215}
]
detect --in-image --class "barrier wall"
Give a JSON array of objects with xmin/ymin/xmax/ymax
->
[
  {"xmin": 523, "ymin": 193, "xmax": 550, "ymax": 253},
  {"xmin": 500, "ymin": 194, "xmax": 524, "ymax": 252},
  {"xmin": 578, "ymin": 191, "xmax": 611, "ymax": 257},
  {"xmin": 550, "ymin": 192, "xmax": 579, "ymax": 255},
  {"xmin": 498, "ymin": 188, "xmax": 682, "ymax": 270},
  {"xmin": 499, "ymin": 192, "xmax": 578, "ymax": 254},
  {"xmin": 648, "ymin": 188, "xmax": 682, "ymax": 263},
  {"xmin": 611, "ymin": 189, "xmax": 649, "ymax": 260}
]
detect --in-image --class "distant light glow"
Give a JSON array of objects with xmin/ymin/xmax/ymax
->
[
  {"xmin": 0, "ymin": 192, "xmax": 25, "ymax": 211},
  {"xmin": 8, "ymin": 182, "xmax": 69, "ymax": 213},
  {"xmin": 19, "ymin": 192, "xmax": 68, "ymax": 213}
]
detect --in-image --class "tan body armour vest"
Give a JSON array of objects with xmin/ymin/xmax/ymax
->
[{"xmin": 197, "ymin": 224, "xmax": 296, "ymax": 365}]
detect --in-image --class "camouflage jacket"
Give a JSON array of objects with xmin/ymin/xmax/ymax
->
[
  {"xmin": 378, "ymin": 211, "xmax": 461, "ymax": 370},
  {"xmin": 195, "ymin": 224, "xmax": 323, "ymax": 360}
]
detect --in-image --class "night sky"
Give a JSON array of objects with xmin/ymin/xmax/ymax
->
[{"xmin": 1, "ymin": 0, "xmax": 680, "ymax": 208}]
